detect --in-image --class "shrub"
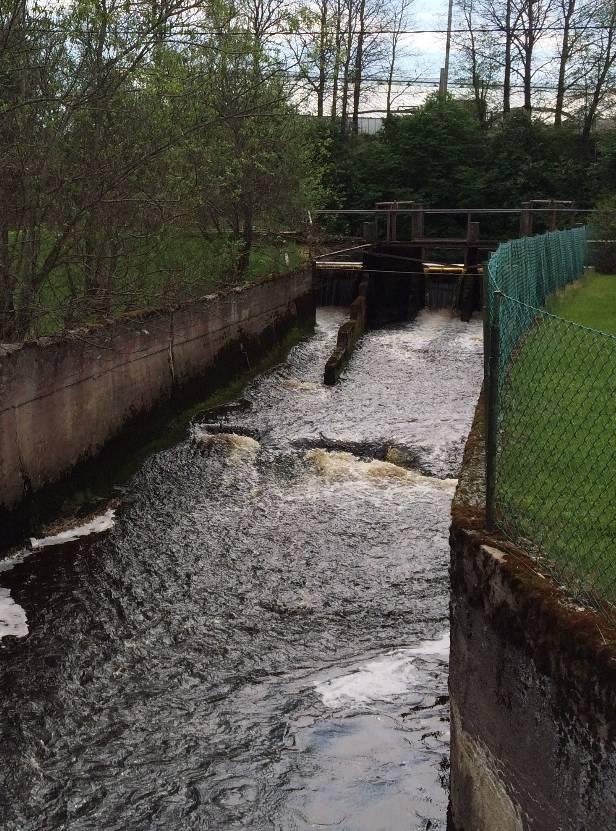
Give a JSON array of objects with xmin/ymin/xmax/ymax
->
[{"xmin": 590, "ymin": 195, "xmax": 616, "ymax": 273}]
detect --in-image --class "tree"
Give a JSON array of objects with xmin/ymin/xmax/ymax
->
[
  {"xmin": 0, "ymin": 0, "xmax": 321, "ymax": 341},
  {"xmin": 590, "ymin": 194, "xmax": 616, "ymax": 272},
  {"xmin": 474, "ymin": 0, "xmax": 519, "ymax": 114},
  {"xmin": 384, "ymin": 0, "xmax": 414, "ymax": 117},
  {"xmin": 378, "ymin": 95, "xmax": 487, "ymax": 205},
  {"xmin": 577, "ymin": 0, "xmax": 616, "ymax": 138},
  {"xmin": 456, "ymin": 0, "xmax": 500, "ymax": 124},
  {"xmin": 511, "ymin": 0, "xmax": 558, "ymax": 113}
]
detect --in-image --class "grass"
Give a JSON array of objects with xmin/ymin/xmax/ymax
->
[
  {"xmin": 547, "ymin": 271, "xmax": 616, "ymax": 335},
  {"xmin": 19, "ymin": 231, "xmax": 306, "ymax": 337},
  {"xmin": 497, "ymin": 271, "xmax": 616, "ymax": 613}
]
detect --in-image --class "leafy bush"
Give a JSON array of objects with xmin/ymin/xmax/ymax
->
[{"xmin": 590, "ymin": 195, "xmax": 616, "ymax": 273}]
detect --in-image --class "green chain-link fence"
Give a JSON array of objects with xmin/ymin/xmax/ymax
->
[{"xmin": 485, "ymin": 226, "xmax": 616, "ymax": 624}]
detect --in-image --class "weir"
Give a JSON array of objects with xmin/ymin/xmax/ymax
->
[{"xmin": 314, "ymin": 200, "xmax": 582, "ymax": 329}]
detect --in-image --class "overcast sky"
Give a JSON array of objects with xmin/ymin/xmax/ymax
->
[
  {"xmin": 362, "ymin": 0, "xmax": 460, "ymax": 114},
  {"xmin": 413, "ymin": 0, "xmax": 451, "ymax": 70},
  {"xmin": 373, "ymin": 0, "xmax": 558, "ymax": 114}
]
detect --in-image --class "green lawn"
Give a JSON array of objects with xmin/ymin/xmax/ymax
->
[
  {"xmin": 497, "ymin": 271, "xmax": 616, "ymax": 612},
  {"xmin": 547, "ymin": 271, "xmax": 616, "ymax": 335}
]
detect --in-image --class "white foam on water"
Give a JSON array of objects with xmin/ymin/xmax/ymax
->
[
  {"xmin": 0, "ymin": 506, "xmax": 117, "ymax": 641},
  {"xmin": 306, "ymin": 449, "xmax": 457, "ymax": 493},
  {"xmin": 404, "ymin": 309, "xmax": 453, "ymax": 349},
  {"xmin": 393, "ymin": 309, "xmax": 483, "ymax": 355},
  {"xmin": 0, "ymin": 587, "xmax": 28, "ymax": 640},
  {"xmin": 30, "ymin": 508, "xmax": 116, "ymax": 550},
  {"xmin": 449, "ymin": 325, "xmax": 484, "ymax": 352},
  {"xmin": 316, "ymin": 633, "xmax": 450, "ymax": 708},
  {"xmin": 192, "ymin": 428, "xmax": 260, "ymax": 453},
  {"xmin": 280, "ymin": 378, "xmax": 322, "ymax": 392},
  {"xmin": 0, "ymin": 550, "xmax": 30, "ymax": 574},
  {"xmin": 409, "ymin": 632, "xmax": 450, "ymax": 656}
]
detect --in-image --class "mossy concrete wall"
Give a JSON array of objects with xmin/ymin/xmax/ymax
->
[
  {"xmin": 0, "ymin": 270, "xmax": 314, "ymax": 525},
  {"xmin": 449, "ymin": 396, "xmax": 616, "ymax": 830}
]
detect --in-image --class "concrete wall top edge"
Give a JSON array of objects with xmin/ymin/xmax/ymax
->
[
  {"xmin": 0, "ymin": 267, "xmax": 310, "ymax": 355},
  {"xmin": 0, "ymin": 271, "xmax": 312, "ymax": 412}
]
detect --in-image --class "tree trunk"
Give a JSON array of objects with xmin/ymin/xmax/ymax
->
[
  {"xmin": 554, "ymin": 0, "xmax": 575, "ymax": 126},
  {"xmin": 503, "ymin": 0, "xmax": 512, "ymax": 114},
  {"xmin": 0, "ymin": 222, "xmax": 16, "ymax": 342},
  {"xmin": 317, "ymin": 0, "xmax": 328, "ymax": 117},
  {"xmin": 81, "ymin": 2, "xmax": 110, "ymax": 314},
  {"xmin": 523, "ymin": 0, "xmax": 533, "ymax": 112},
  {"xmin": 340, "ymin": 12, "xmax": 354, "ymax": 135},
  {"xmin": 467, "ymin": 11, "xmax": 486, "ymax": 124},
  {"xmin": 330, "ymin": 0, "xmax": 342, "ymax": 118},
  {"xmin": 14, "ymin": 277, "xmax": 35, "ymax": 340},
  {"xmin": 13, "ymin": 227, "xmax": 41, "ymax": 339},
  {"xmin": 473, "ymin": 73, "xmax": 487, "ymax": 124},
  {"xmin": 386, "ymin": 51, "xmax": 395, "ymax": 117},
  {"xmin": 582, "ymin": 9, "xmax": 616, "ymax": 139},
  {"xmin": 237, "ymin": 203, "xmax": 253, "ymax": 277},
  {"xmin": 351, "ymin": 0, "xmax": 366, "ymax": 133}
]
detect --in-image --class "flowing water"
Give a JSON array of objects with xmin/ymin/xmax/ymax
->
[{"xmin": 0, "ymin": 308, "xmax": 483, "ymax": 831}]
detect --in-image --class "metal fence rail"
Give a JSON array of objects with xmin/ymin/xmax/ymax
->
[{"xmin": 485, "ymin": 226, "xmax": 616, "ymax": 625}]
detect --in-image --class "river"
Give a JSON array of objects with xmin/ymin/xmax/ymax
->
[{"xmin": 0, "ymin": 308, "xmax": 483, "ymax": 831}]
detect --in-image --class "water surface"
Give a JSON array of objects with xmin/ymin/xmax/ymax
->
[{"xmin": 0, "ymin": 308, "xmax": 483, "ymax": 830}]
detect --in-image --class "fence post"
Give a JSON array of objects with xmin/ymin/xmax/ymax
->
[
  {"xmin": 411, "ymin": 203, "xmax": 424, "ymax": 241},
  {"xmin": 486, "ymin": 290, "xmax": 502, "ymax": 530},
  {"xmin": 520, "ymin": 202, "xmax": 532, "ymax": 237}
]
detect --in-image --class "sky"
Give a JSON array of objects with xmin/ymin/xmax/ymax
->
[
  {"xmin": 360, "ymin": 0, "xmax": 463, "ymax": 115},
  {"xmin": 365, "ymin": 0, "xmax": 561, "ymax": 115},
  {"xmin": 411, "ymin": 0, "xmax": 452, "ymax": 72}
]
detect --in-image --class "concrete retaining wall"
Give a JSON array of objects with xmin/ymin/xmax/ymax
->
[
  {"xmin": 449, "ymin": 398, "xmax": 616, "ymax": 830},
  {"xmin": 0, "ymin": 270, "xmax": 314, "ymax": 525}
]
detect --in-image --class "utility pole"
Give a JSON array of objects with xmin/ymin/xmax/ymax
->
[{"xmin": 441, "ymin": 0, "xmax": 455, "ymax": 95}]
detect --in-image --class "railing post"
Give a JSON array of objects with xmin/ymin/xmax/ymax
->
[
  {"xmin": 391, "ymin": 203, "xmax": 398, "ymax": 242},
  {"xmin": 520, "ymin": 202, "xmax": 532, "ymax": 237},
  {"xmin": 311, "ymin": 258, "xmax": 319, "ymax": 304},
  {"xmin": 486, "ymin": 290, "xmax": 502, "ymax": 531},
  {"xmin": 411, "ymin": 203, "xmax": 424, "ymax": 241}
]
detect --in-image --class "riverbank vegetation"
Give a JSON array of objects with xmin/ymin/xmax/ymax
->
[
  {"xmin": 315, "ymin": 98, "xmax": 616, "ymax": 230},
  {"xmin": 0, "ymin": 0, "xmax": 322, "ymax": 342},
  {"xmin": 30, "ymin": 234, "xmax": 305, "ymax": 337},
  {"xmin": 3, "ymin": 0, "xmax": 616, "ymax": 341},
  {"xmin": 547, "ymin": 271, "xmax": 616, "ymax": 335}
]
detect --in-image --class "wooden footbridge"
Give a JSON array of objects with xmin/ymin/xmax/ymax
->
[{"xmin": 313, "ymin": 201, "xmax": 583, "ymax": 323}]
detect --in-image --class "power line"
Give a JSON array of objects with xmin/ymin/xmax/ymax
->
[
  {"xmin": 292, "ymin": 73, "xmax": 607, "ymax": 94},
  {"xmin": 11, "ymin": 24, "xmax": 616, "ymax": 37}
]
